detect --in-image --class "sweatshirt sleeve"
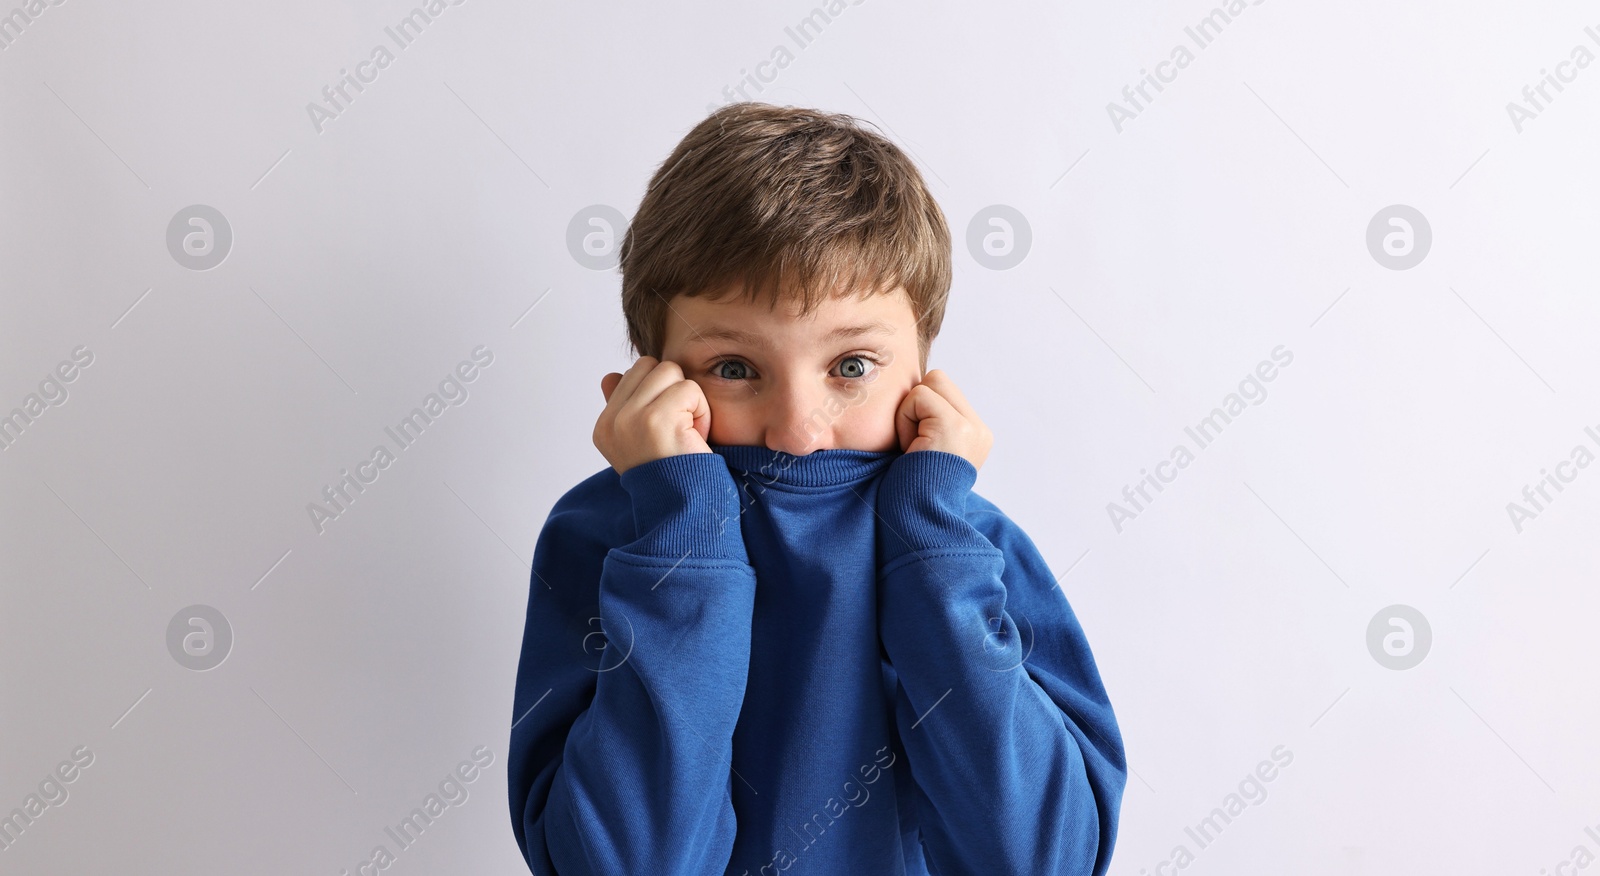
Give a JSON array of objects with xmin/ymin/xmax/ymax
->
[
  {"xmin": 873, "ymin": 450, "xmax": 1126, "ymax": 876},
  {"xmin": 508, "ymin": 453, "xmax": 757, "ymax": 876}
]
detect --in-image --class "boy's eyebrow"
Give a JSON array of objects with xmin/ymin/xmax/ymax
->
[{"xmin": 692, "ymin": 320, "xmax": 895, "ymax": 351}]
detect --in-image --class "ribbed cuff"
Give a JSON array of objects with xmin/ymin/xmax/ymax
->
[
  {"xmin": 874, "ymin": 450, "xmax": 989, "ymax": 568},
  {"xmin": 617, "ymin": 452, "xmax": 749, "ymax": 562}
]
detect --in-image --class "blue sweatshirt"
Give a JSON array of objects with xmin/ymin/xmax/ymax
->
[{"xmin": 508, "ymin": 444, "xmax": 1125, "ymax": 875}]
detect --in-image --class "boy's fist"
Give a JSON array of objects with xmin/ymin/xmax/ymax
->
[
  {"xmin": 894, "ymin": 369, "xmax": 993, "ymax": 471},
  {"xmin": 593, "ymin": 356, "xmax": 713, "ymax": 475}
]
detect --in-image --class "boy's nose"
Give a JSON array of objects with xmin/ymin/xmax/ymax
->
[{"xmin": 763, "ymin": 384, "xmax": 831, "ymax": 455}]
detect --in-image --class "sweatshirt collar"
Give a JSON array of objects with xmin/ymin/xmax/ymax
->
[{"xmin": 710, "ymin": 444, "xmax": 899, "ymax": 489}]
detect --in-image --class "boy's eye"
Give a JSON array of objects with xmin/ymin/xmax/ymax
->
[
  {"xmin": 715, "ymin": 360, "xmax": 751, "ymax": 380},
  {"xmin": 836, "ymin": 355, "xmax": 875, "ymax": 380}
]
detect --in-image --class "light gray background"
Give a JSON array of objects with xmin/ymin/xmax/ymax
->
[{"xmin": 3, "ymin": 1, "xmax": 1598, "ymax": 873}]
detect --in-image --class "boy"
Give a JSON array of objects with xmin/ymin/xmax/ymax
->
[{"xmin": 508, "ymin": 103, "xmax": 1125, "ymax": 875}]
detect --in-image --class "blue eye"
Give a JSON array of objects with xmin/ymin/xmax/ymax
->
[
  {"xmin": 715, "ymin": 360, "xmax": 750, "ymax": 380},
  {"xmin": 836, "ymin": 355, "xmax": 875, "ymax": 380}
]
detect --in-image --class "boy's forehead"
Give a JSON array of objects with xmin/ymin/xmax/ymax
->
[{"xmin": 665, "ymin": 288, "xmax": 911, "ymax": 351}]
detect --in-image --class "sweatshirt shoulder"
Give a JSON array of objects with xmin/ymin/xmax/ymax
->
[{"xmin": 963, "ymin": 489, "xmax": 1046, "ymax": 563}]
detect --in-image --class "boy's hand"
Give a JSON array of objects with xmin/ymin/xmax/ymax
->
[
  {"xmin": 594, "ymin": 356, "xmax": 713, "ymax": 475},
  {"xmin": 894, "ymin": 369, "xmax": 993, "ymax": 471}
]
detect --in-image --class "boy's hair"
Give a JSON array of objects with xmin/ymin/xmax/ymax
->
[{"xmin": 618, "ymin": 102, "xmax": 951, "ymax": 370}]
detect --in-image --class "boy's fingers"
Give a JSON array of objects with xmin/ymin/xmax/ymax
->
[
  {"xmin": 894, "ymin": 392, "xmax": 917, "ymax": 451},
  {"xmin": 921, "ymin": 369, "xmax": 982, "ymax": 425},
  {"xmin": 895, "ymin": 383, "xmax": 959, "ymax": 451},
  {"xmin": 691, "ymin": 383, "xmax": 712, "ymax": 441},
  {"xmin": 625, "ymin": 358, "xmax": 688, "ymax": 412},
  {"xmin": 608, "ymin": 354, "xmax": 665, "ymax": 412},
  {"xmin": 607, "ymin": 356, "xmax": 659, "ymax": 411},
  {"xmin": 660, "ymin": 379, "xmax": 713, "ymax": 442},
  {"xmin": 600, "ymin": 372, "xmax": 623, "ymax": 403}
]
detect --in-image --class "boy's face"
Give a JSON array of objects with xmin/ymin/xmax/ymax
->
[{"xmin": 659, "ymin": 285, "xmax": 924, "ymax": 455}]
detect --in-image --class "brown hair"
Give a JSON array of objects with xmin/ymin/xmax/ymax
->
[{"xmin": 618, "ymin": 102, "xmax": 952, "ymax": 369}]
